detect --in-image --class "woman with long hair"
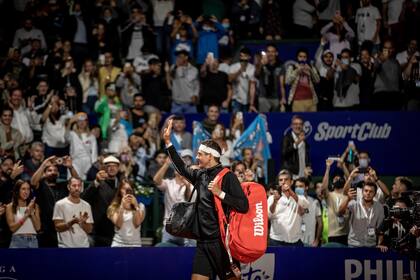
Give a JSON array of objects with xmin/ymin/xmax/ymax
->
[
  {"xmin": 107, "ymin": 179, "xmax": 145, "ymax": 247},
  {"xmin": 41, "ymin": 95, "xmax": 69, "ymax": 158},
  {"xmin": 211, "ymin": 123, "xmax": 233, "ymax": 167},
  {"xmin": 320, "ymin": 14, "xmax": 355, "ymax": 60},
  {"xmin": 6, "ymin": 180, "xmax": 41, "ymax": 248},
  {"xmin": 67, "ymin": 112, "xmax": 98, "ymax": 180},
  {"xmin": 78, "ymin": 59, "xmax": 99, "ymax": 114}
]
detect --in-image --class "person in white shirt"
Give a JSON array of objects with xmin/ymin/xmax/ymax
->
[
  {"xmin": 292, "ymin": 0, "xmax": 317, "ymax": 38},
  {"xmin": 8, "ymin": 88, "xmax": 34, "ymax": 145},
  {"xmin": 6, "ymin": 180, "xmax": 41, "ymax": 248},
  {"xmin": 66, "ymin": 112, "xmax": 98, "ymax": 180},
  {"xmin": 153, "ymin": 157, "xmax": 195, "ymax": 246},
  {"xmin": 396, "ymin": 39, "xmax": 419, "ymax": 69},
  {"xmin": 12, "ymin": 18, "xmax": 47, "ymax": 54},
  {"xmin": 228, "ymin": 48, "xmax": 257, "ymax": 113},
  {"xmin": 294, "ymin": 177, "xmax": 323, "ymax": 247},
  {"xmin": 53, "ymin": 177, "xmax": 94, "ymax": 248},
  {"xmin": 107, "ymin": 179, "xmax": 145, "ymax": 247},
  {"xmin": 268, "ymin": 169, "xmax": 309, "ymax": 246},
  {"xmin": 355, "ymin": 0, "xmax": 381, "ymax": 48}
]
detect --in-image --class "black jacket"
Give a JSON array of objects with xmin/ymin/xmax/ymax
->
[
  {"xmin": 281, "ymin": 133, "xmax": 311, "ymax": 175},
  {"xmin": 82, "ymin": 178, "xmax": 118, "ymax": 245},
  {"xmin": 167, "ymin": 145, "xmax": 248, "ymax": 241}
]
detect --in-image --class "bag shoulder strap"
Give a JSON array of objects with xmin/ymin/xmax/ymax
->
[{"xmin": 213, "ymin": 167, "xmax": 231, "ymax": 234}]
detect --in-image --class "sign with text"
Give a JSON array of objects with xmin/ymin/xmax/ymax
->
[{"xmin": 0, "ymin": 248, "xmax": 417, "ymax": 280}]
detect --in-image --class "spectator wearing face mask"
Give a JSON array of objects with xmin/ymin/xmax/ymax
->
[
  {"xmin": 286, "ymin": 48, "xmax": 320, "ymax": 112},
  {"xmin": 228, "ymin": 47, "xmax": 257, "ymax": 113},
  {"xmin": 343, "ymin": 151, "xmax": 390, "ymax": 204},
  {"xmin": 320, "ymin": 159, "xmax": 350, "ymax": 246},
  {"xmin": 331, "ymin": 49, "xmax": 362, "ymax": 110},
  {"xmin": 339, "ymin": 182, "xmax": 384, "ymax": 248},
  {"xmin": 315, "ymin": 38, "xmax": 335, "ymax": 111},
  {"xmin": 295, "ymin": 177, "xmax": 323, "ymax": 247}
]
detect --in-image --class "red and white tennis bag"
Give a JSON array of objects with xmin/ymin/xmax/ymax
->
[{"xmin": 214, "ymin": 168, "xmax": 268, "ymax": 264}]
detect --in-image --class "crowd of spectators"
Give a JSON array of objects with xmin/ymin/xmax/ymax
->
[{"xmin": 0, "ymin": 0, "xmax": 418, "ymax": 253}]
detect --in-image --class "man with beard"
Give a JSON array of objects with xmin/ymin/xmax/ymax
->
[
  {"xmin": 82, "ymin": 156, "xmax": 120, "ymax": 247},
  {"xmin": 164, "ymin": 119, "xmax": 248, "ymax": 280},
  {"xmin": 22, "ymin": 142, "xmax": 44, "ymax": 181},
  {"xmin": 0, "ymin": 106, "xmax": 24, "ymax": 160},
  {"xmin": 339, "ymin": 182, "xmax": 384, "ymax": 248},
  {"xmin": 0, "ymin": 157, "xmax": 24, "ymax": 247},
  {"xmin": 53, "ymin": 177, "xmax": 93, "ymax": 248},
  {"xmin": 31, "ymin": 156, "xmax": 79, "ymax": 247}
]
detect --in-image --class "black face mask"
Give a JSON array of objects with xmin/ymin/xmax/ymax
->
[
  {"xmin": 240, "ymin": 59, "xmax": 248, "ymax": 63},
  {"xmin": 333, "ymin": 177, "xmax": 345, "ymax": 189}
]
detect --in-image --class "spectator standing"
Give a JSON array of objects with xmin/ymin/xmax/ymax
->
[
  {"xmin": 31, "ymin": 156, "xmax": 79, "ymax": 247},
  {"xmin": 67, "ymin": 113, "xmax": 98, "ymax": 181},
  {"xmin": 82, "ymin": 155, "xmax": 120, "ymax": 247},
  {"xmin": 53, "ymin": 177, "xmax": 93, "ymax": 248},
  {"xmin": 166, "ymin": 50, "xmax": 199, "ymax": 114},
  {"xmin": 292, "ymin": 0, "xmax": 317, "ymax": 38},
  {"xmin": 200, "ymin": 56, "xmax": 231, "ymax": 113},
  {"xmin": 107, "ymin": 179, "xmax": 145, "ymax": 247},
  {"xmin": 153, "ymin": 158, "xmax": 194, "ymax": 246},
  {"xmin": 286, "ymin": 49, "xmax": 320, "ymax": 112},
  {"xmin": 22, "ymin": 142, "xmax": 44, "ymax": 181},
  {"xmin": 6, "ymin": 180, "xmax": 40, "ymax": 248},
  {"xmin": 255, "ymin": 44, "xmax": 285, "ymax": 112},
  {"xmin": 321, "ymin": 159, "xmax": 349, "ymax": 245},
  {"xmin": 268, "ymin": 170, "xmax": 309, "ymax": 247},
  {"xmin": 98, "ymin": 52, "xmax": 121, "ymax": 97},
  {"xmin": 355, "ymin": 0, "xmax": 381, "ymax": 51},
  {"xmin": 228, "ymin": 48, "xmax": 257, "ymax": 113},
  {"xmin": 320, "ymin": 14, "xmax": 355, "ymax": 60},
  {"xmin": 332, "ymin": 49, "xmax": 362, "ymax": 110},
  {"xmin": 171, "ymin": 115, "xmax": 192, "ymax": 151},
  {"xmin": 281, "ymin": 115, "xmax": 311, "ymax": 179},
  {"xmin": 0, "ymin": 106, "xmax": 24, "ymax": 159},
  {"xmin": 195, "ymin": 15, "xmax": 225, "ymax": 65},
  {"xmin": 339, "ymin": 182, "xmax": 384, "ymax": 247},
  {"xmin": 295, "ymin": 177, "xmax": 323, "ymax": 247},
  {"xmin": 315, "ymin": 38, "xmax": 335, "ymax": 111},
  {"xmin": 373, "ymin": 40, "xmax": 402, "ymax": 110},
  {"xmin": 116, "ymin": 62, "xmax": 142, "ymax": 109}
]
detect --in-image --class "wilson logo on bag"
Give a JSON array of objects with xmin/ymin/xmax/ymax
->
[{"xmin": 213, "ymin": 168, "xmax": 268, "ymax": 264}]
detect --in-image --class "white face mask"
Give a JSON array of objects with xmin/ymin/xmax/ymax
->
[
  {"xmin": 359, "ymin": 158, "xmax": 369, "ymax": 168},
  {"xmin": 202, "ymin": 26, "xmax": 212, "ymax": 31},
  {"xmin": 294, "ymin": 187, "xmax": 305, "ymax": 196},
  {"xmin": 341, "ymin": 58, "xmax": 350, "ymax": 65}
]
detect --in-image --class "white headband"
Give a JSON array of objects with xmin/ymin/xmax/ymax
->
[{"xmin": 198, "ymin": 144, "xmax": 221, "ymax": 158}]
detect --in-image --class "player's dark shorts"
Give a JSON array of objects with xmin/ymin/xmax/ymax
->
[{"xmin": 192, "ymin": 238, "xmax": 240, "ymax": 279}]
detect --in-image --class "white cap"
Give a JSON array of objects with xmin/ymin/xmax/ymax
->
[
  {"xmin": 103, "ymin": 155, "xmax": 120, "ymax": 165},
  {"xmin": 180, "ymin": 149, "xmax": 193, "ymax": 158}
]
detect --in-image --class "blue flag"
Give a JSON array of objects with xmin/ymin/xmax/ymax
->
[
  {"xmin": 233, "ymin": 114, "xmax": 272, "ymax": 184},
  {"xmin": 170, "ymin": 132, "xmax": 182, "ymax": 151},
  {"xmin": 192, "ymin": 121, "xmax": 211, "ymax": 158}
]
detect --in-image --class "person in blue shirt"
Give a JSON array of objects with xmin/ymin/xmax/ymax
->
[{"xmin": 195, "ymin": 15, "xmax": 225, "ymax": 65}]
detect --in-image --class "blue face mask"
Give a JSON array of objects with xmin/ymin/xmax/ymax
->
[
  {"xmin": 202, "ymin": 26, "xmax": 212, "ymax": 31},
  {"xmin": 295, "ymin": 187, "xmax": 305, "ymax": 196},
  {"xmin": 341, "ymin": 58, "xmax": 350, "ymax": 65},
  {"xmin": 222, "ymin": 23, "xmax": 230, "ymax": 29},
  {"xmin": 73, "ymin": 11, "xmax": 81, "ymax": 16}
]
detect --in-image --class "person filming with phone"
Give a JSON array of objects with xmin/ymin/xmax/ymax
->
[
  {"xmin": 343, "ymin": 151, "xmax": 390, "ymax": 204},
  {"xmin": 82, "ymin": 155, "xmax": 121, "ymax": 247},
  {"xmin": 31, "ymin": 155, "xmax": 79, "ymax": 247}
]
